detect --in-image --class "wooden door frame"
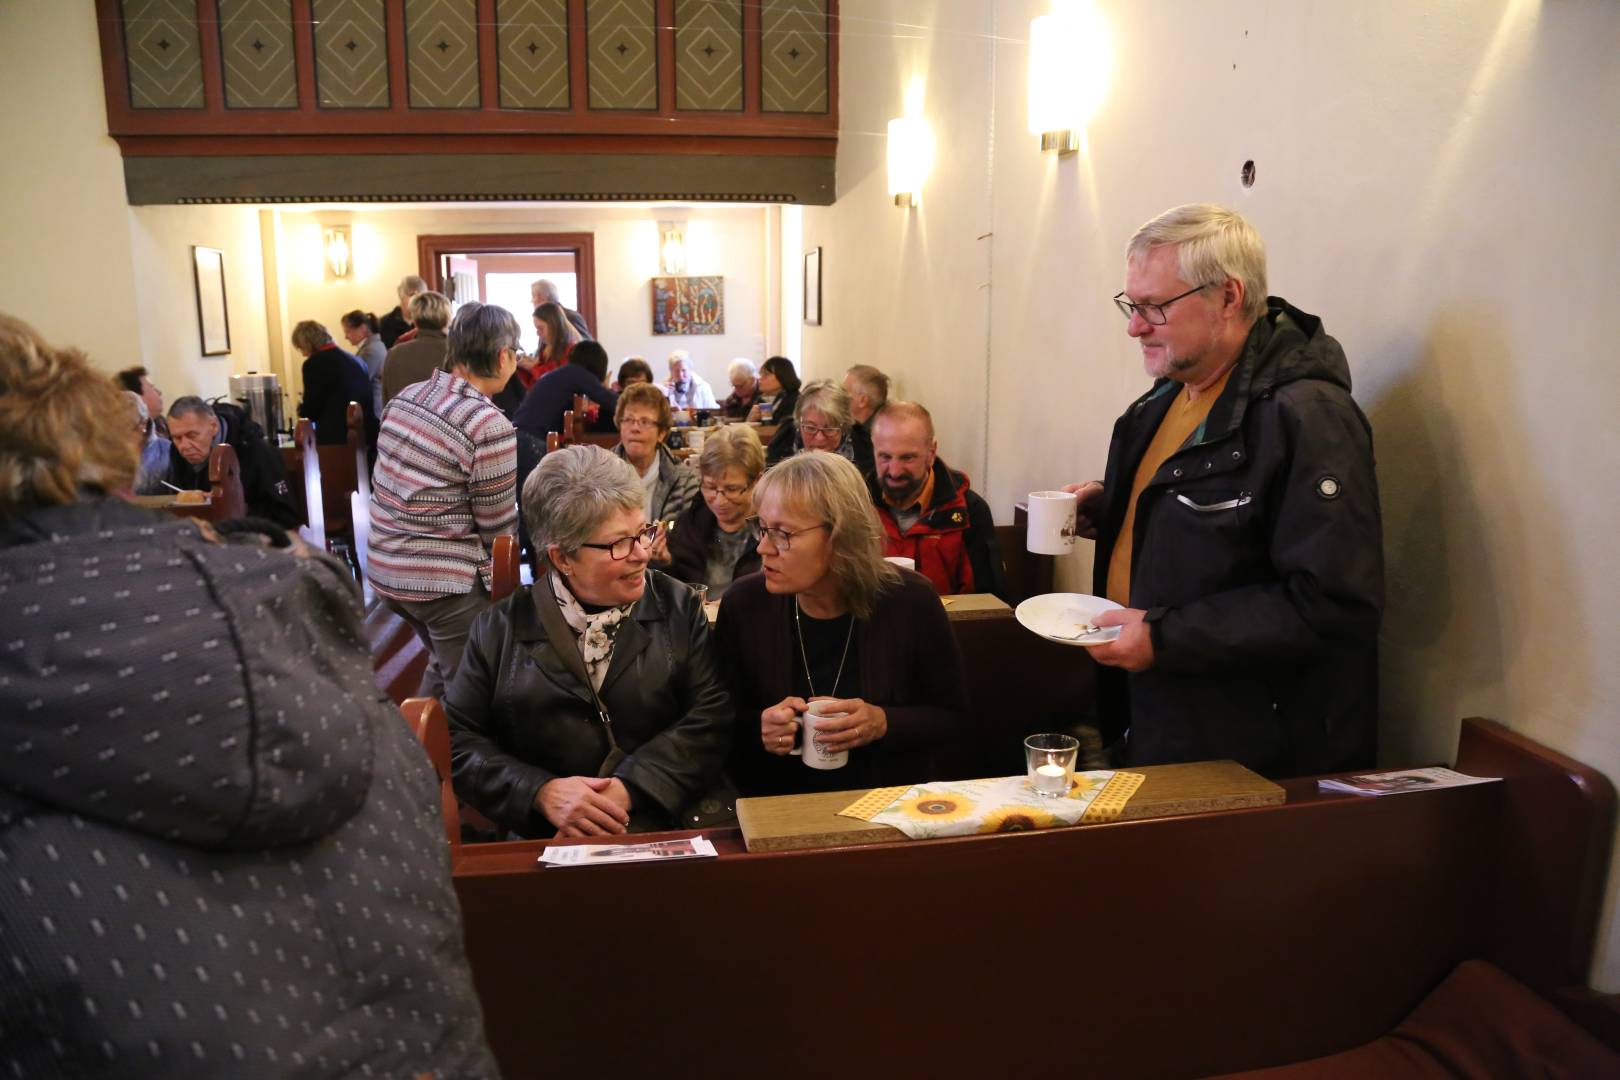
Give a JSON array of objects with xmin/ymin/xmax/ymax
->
[{"xmin": 417, "ymin": 232, "xmax": 597, "ymax": 338}]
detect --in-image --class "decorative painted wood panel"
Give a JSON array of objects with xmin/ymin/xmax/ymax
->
[
  {"xmin": 405, "ymin": 0, "xmax": 480, "ymax": 109},
  {"xmin": 761, "ymin": 0, "xmax": 829, "ymax": 114},
  {"xmin": 675, "ymin": 0, "xmax": 743, "ymax": 112},
  {"xmin": 586, "ymin": 0, "xmax": 657, "ymax": 110},
  {"xmin": 218, "ymin": 0, "xmax": 297, "ymax": 109},
  {"xmin": 496, "ymin": 0, "xmax": 570, "ymax": 110},
  {"xmin": 121, "ymin": 0, "xmax": 204, "ymax": 109},
  {"xmin": 312, "ymin": 0, "xmax": 390, "ymax": 108}
]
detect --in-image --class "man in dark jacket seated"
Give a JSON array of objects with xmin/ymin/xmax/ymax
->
[
  {"xmin": 445, "ymin": 444, "xmax": 731, "ymax": 838},
  {"xmin": 1064, "ymin": 203, "xmax": 1383, "ymax": 778},
  {"xmin": 869, "ymin": 401, "xmax": 1006, "ymax": 600},
  {"xmin": 158, "ymin": 395, "xmax": 300, "ymax": 528}
]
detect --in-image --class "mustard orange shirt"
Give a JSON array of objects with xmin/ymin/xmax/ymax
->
[{"xmin": 1106, "ymin": 366, "xmax": 1235, "ymax": 606}]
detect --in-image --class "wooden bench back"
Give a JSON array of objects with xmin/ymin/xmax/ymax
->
[
  {"xmin": 163, "ymin": 442, "xmax": 247, "ymax": 522},
  {"xmin": 399, "ymin": 697, "xmax": 459, "ymax": 854}
]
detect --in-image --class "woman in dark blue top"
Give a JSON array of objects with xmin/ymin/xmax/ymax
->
[
  {"xmin": 293, "ymin": 319, "xmax": 378, "ymax": 448},
  {"xmin": 513, "ymin": 339, "xmax": 619, "ymax": 442}
]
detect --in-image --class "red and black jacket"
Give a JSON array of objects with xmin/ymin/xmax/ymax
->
[{"xmin": 871, "ymin": 460, "xmax": 1007, "ymax": 601}]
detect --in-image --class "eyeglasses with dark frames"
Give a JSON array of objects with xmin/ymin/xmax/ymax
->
[
  {"xmin": 577, "ymin": 523, "xmax": 662, "ymax": 561},
  {"xmin": 754, "ymin": 521, "xmax": 828, "ymax": 551},
  {"xmin": 1112, "ymin": 282, "xmax": 1217, "ymax": 325},
  {"xmin": 799, "ymin": 423, "xmax": 845, "ymax": 439}
]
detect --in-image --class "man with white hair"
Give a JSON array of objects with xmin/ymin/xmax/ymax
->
[
  {"xmin": 1063, "ymin": 203, "xmax": 1383, "ymax": 779},
  {"xmin": 380, "ymin": 274, "xmax": 426, "ymax": 348},
  {"xmin": 663, "ymin": 350, "xmax": 719, "ymax": 410},
  {"xmin": 531, "ymin": 278, "xmax": 593, "ymax": 340},
  {"xmin": 843, "ymin": 364, "xmax": 890, "ymax": 434}
]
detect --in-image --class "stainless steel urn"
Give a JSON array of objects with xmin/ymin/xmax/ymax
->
[{"xmin": 229, "ymin": 372, "xmax": 285, "ymax": 436}]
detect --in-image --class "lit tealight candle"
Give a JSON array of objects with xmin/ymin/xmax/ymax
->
[{"xmin": 1034, "ymin": 762, "xmax": 1069, "ymax": 795}]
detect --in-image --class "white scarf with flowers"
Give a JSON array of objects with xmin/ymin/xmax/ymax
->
[{"xmin": 548, "ymin": 571, "xmax": 634, "ymax": 691}]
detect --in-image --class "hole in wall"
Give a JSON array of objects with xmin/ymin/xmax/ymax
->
[{"xmin": 1240, "ymin": 160, "xmax": 1256, "ymax": 188}]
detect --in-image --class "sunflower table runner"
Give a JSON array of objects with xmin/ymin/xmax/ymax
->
[{"xmin": 838, "ymin": 771, "xmax": 1146, "ymax": 839}]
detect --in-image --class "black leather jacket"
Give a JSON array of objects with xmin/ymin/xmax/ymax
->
[{"xmin": 445, "ymin": 570, "xmax": 733, "ymax": 837}]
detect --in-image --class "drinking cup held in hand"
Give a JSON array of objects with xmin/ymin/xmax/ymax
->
[
  {"xmin": 1026, "ymin": 490, "xmax": 1078, "ymax": 555},
  {"xmin": 801, "ymin": 699, "xmax": 850, "ymax": 770}
]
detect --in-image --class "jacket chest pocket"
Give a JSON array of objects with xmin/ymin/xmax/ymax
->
[
  {"xmin": 1175, "ymin": 491, "xmax": 1252, "ymax": 513},
  {"xmin": 1155, "ymin": 485, "xmax": 1259, "ymax": 539}
]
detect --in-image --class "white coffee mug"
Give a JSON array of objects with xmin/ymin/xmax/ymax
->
[
  {"xmin": 800, "ymin": 699, "xmax": 850, "ymax": 770},
  {"xmin": 884, "ymin": 556, "xmax": 916, "ymax": 571},
  {"xmin": 685, "ymin": 428, "xmax": 706, "ymax": 452},
  {"xmin": 1026, "ymin": 490, "xmax": 1078, "ymax": 555}
]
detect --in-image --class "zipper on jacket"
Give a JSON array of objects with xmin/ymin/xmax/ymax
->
[{"xmin": 1176, "ymin": 492, "xmax": 1252, "ymax": 513}]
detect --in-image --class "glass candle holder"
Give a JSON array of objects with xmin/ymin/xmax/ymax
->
[{"xmin": 1025, "ymin": 733, "xmax": 1079, "ymax": 797}]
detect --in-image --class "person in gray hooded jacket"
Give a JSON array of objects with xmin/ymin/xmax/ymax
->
[{"xmin": 0, "ymin": 314, "xmax": 498, "ymax": 1079}]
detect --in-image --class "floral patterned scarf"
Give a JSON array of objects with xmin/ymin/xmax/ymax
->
[{"xmin": 548, "ymin": 571, "xmax": 635, "ymax": 692}]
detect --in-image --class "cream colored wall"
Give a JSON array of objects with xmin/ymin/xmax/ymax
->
[
  {"xmin": 274, "ymin": 206, "xmax": 770, "ymax": 399},
  {"xmin": 0, "ymin": 2, "xmax": 142, "ymax": 370},
  {"xmin": 806, "ymin": 0, "xmax": 1620, "ymax": 990}
]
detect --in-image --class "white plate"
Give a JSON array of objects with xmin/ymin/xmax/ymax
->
[{"xmin": 1015, "ymin": 592, "xmax": 1124, "ymax": 647}]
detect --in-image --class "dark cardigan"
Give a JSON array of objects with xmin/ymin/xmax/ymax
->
[{"xmin": 713, "ymin": 569, "xmax": 968, "ymax": 796}]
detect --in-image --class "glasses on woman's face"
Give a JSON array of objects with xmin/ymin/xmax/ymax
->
[
  {"xmin": 799, "ymin": 423, "xmax": 844, "ymax": 440},
  {"xmin": 755, "ymin": 521, "xmax": 828, "ymax": 552},
  {"xmin": 577, "ymin": 523, "xmax": 662, "ymax": 560},
  {"xmin": 701, "ymin": 479, "xmax": 752, "ymax": 501},
  {"xmin": 619, "ymin": 415, "xmax": 661, "ymax": 432}
]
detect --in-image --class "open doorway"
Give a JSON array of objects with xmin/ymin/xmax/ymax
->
[{"xmin": 417, "ymin": 232, "xmax": 596, "ymax": 355}]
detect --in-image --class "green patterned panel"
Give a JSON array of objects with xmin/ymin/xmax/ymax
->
[
  {"xmin": 218, "ymin": 0, "xmax": 297, "ymax": 109},
  {"xmin": 586, "ymin": 0, "xmax": 656, "ymax": 111},
  {"xmin": 406, "ymin": 0, "xmax": 481, "ymax": 108},
  {"xmin": 496, "ymin": 0, "xmax": 570, "ymax": 110},
  {"xmin": 761, "ymin": 0, "xmax": 828, "ymax": 114},
  {"xmin": 122, "ymin": 0, "xmax": 204, "ymax": 109},
  {"xmin": 312, "ymin": 0, "xmax": 389, "ymax": 108},
  {"xmin": 675, "ymin": 0, "xmax": 742, "ymax": 111}
]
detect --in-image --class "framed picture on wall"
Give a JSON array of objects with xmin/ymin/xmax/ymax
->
[
  {"xmin": 804, "ymin": 247, "xmax": 822, "ymax": 325},
  {"xmin": 192, "ymin": 246, "xmax": 231, "ymax": 356},
  {"xmin": 651, "ymin": 276, "xmax": 725, "ymax": 335}
]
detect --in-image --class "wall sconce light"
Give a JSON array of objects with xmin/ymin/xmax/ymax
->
[
  {"xmin": 323, "ymin": 225, "xmax": 352, "ymax": 280},
  {"xmin": 887, "ymin": 115, "xmax": 932, "ymax": 208},
  {"xmin": 1028, "ymin": 5, "xmax": 1112, "ymax": 155},
  {"xmin": 660, "ymin": 222, "xmax": 687, "ymax": 275}
]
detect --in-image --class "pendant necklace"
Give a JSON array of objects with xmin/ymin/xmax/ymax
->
[{"xmin": 794, "ymin": 597, "xmax": 854, "ymax": 699}]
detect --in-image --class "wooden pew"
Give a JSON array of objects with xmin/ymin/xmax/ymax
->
[
  {"xmin": 450, "ymin": 718, "xmax": 1616, "ymax": 1078},
  {"xmin": 490, "ymin": 534, "xmax": 520, "ymax": 602},
  {"xmin": 400, "ymin": 697, "xmax": 460, "ymax": 854},
  {"xmin": 290, "ymin": 403, "xmax": 368, "ymax": 578}
]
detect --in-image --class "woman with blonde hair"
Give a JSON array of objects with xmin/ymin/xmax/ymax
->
[
  {"xmin": 666, "ymin": 423, "xmax": 764, "ymax": 595},
  {"xmin": 714, "ymin": 450, "xmax": 967, "ymax": 796},
  {"xmin": 293, "ymin": 317, "xmax": 378, "ymax": 447}
]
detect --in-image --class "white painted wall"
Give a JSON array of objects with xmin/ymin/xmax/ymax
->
[
  {"xmin": 275, "ymin": 206, "xmax": 770, "ymax": 398},
  {"xmin": 806, "ymin": 0, "xmax": 1620, "ymax": 989}
]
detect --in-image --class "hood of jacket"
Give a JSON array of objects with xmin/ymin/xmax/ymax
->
[{"xmin": 0, "ymin": 499, "xmax": 376, "ymax": 850}]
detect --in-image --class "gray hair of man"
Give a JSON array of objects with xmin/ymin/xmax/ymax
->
[
  {"xmin": 726, "ymin": 357, "xmax": 758, "ymax": 382},
  {"xmin": 397, "ymin": 274, "xmax": 428, "ymax": 302},
  {"xmin": 523, "ymin": 444, "xmax": 646, "ymax": 572},
  {"xmin": 446, "ymin": 302, "xmax": 520, "ymax": 378},
  {"xmin": 531, "ymin": 278, "xmax": 562, "ymax": 303},
  {"xmin": 844, "ymin": 364, "xmax": 890, "ymax": 410},
  {"xmin": 408, "ymin": 290, "xmax": 452, "ymax": 330},
  {"xmin": 1126, "ymin": 203, "xmax": 1269, "ymax": 324},
  {"xmin": 167, "ymin": 395, "xmax": 215, "ymax": 421},
  {"xmin": 794, "ymin": 378, "xmax": 853, "ymax": 431}
]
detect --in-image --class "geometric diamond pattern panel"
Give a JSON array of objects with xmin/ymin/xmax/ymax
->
[
  {"xmin": 406, "ymin": 0, "xmax": 481, "ymax": 108},
  {"xmin": 122, "ymin": 0, "xmax": 205, "ymax": 109},
  {"xmin": 675, "ymin": 0, "xmax": 742, "ymax": 111},
  {"xmin": 496, "ymin": 0, "xmax": 569, "ymax": 110},
  {"xmin": 586, "ymin": 0, "xmax": 657, "ymax": 110},
  {"xmin": 312, "ymin": 0, "xmax": 389, "ymax": 108},
  {"xmin": 761, "ymin": 0, "xmax": 828, "ymax": 114},
  {"xmin": 218, "ymin": 0, "xmax": 297, "ymax": 109}
]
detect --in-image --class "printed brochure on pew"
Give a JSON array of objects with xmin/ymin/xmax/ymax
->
[
  {"xmin": 539, "ymin": 835, "xmax": 718, "ymax": 867},
  {"xmin": 1318, "ymin": 767, "xmax": 1500, "ymax": 797}
]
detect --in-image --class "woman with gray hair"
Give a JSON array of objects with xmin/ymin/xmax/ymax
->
[
  {"xmin": 764, "ymin": 377, "xmax": 875, "ymax": 474},
  {"xmin": 666, "ymin": 423, "xmax": 765, "ymax": 595},
  {"xmin": 293, "ymin": 317, "xmax": 378, "ymax": 447},
  {"xmin": 715, "ymin": 451, "xmax": 966, "ymax": 797},
  {"xmin": 446, "ymin": 444, "xmax": 732, "ymax": 838}
]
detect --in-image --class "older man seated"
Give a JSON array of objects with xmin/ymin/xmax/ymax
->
[
  {"xmin": 765, "ymin": 378, "xmax": 875, "ymax": 475},
  {"xmin": 843, "ymin": 364, "xmax": 890, "ymax": 435},
  {"xmin": 155, "ymin": 395, "xmax": 299, "ymax": 527},
  {"xmin": 664, "ymin": 349, "xmax": 719, "ymax": 411},
  {"xmin": 870, "ymin": 401, "xmax": 1006, "ymax": 599},
  {"xmin": 722, "ymin": 358, "xmax": 761, "ymax": 419}
]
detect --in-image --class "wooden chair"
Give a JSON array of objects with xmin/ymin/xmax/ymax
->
[
  {"xmin": 400, "ymin": 697, "xmax": 460, "ymax": 855},
  {"xmin": 545, "ymin": 408, "xmax": 577, "ymax": 454},
  {"xmin": 162, "ymin": 442, "xmax": 247, "ymax": 522},
  {"xmin": 491, "ymin": 534, "xmax": 521, "ymax": 602},
  {"xmin": 295, "ymin": 402, "xmax": 369, "ymax": 578}
]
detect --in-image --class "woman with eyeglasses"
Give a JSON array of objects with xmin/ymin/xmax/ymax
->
[
  {"xmin": 446, "ymin": 445, "xmax": 732, "ymax": 838},
  {"xmin": 714, "ymin": 451, "xmax": 967, "ymax": 797},
  {"xmin": 666, "ymin": 423, "xmax": 765, "ymax": 596},
  {"xmin": 764, "ymin": 378, "xmax": 875, "ymax": 475},
  {"xmin": 612, "ymin": 382, "xmax": 700, "ymax": 564}
]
